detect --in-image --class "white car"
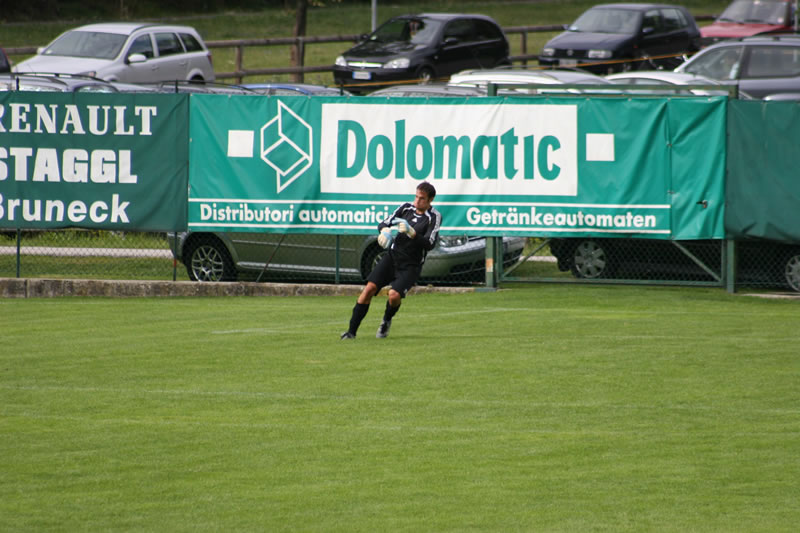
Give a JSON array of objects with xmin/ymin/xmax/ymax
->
[
  {"xmin": 447, "ymin": 68, "xmax": 616, "ymax": 94},
  {"xmin": 14, "ymin": 22, "xmax": 215, "ymax": 83},
  {"xmin": 605, "ymin": 71, "xmax": 738, "ymax": 96}
]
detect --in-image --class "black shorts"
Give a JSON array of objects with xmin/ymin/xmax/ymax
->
[{"xmin": 367, "ymin": 252, "xmax": 421, "ymax": 298}]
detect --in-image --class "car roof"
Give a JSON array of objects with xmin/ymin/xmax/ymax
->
[
  {"xmin": 588, "ymin": 3, "xmax": 686, "ymax": 11},
  {"xmin": 606, "ymin": 71, "xmax": 720, "ymax": 84},
  {"xmin": 450, "ymin": 68, "xmax": 612, "ymax": 86},
  {"xmin": 392, "ymin": 13, "xmax": 500, "ymax": 22},
  {"xmin": 242, "ymin": 82, "xmax": 349, "ymax": 95},
  {"xmin": 69, "ymin": 22, "xmax": 198, "ymax": 34},
  {"xmin": 369, "ymin": 83, "xmax": 486, "ymax": 97},
  {"xmin": 0, "ymin": 72, "xmax": 118, "ymax": 91}
]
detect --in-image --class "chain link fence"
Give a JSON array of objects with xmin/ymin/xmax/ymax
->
[
  {"xmin": 504, "ymin": 237, "xmax": 800, "ymax": 293},
  {"xmin": 3, "ymin": 230, "xmax": 799, "ymax": 292}
]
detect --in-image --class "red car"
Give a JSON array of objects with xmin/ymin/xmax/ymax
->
[{"xmin": 700, "ymin": 0, "xmax": 797, "ymax": 46}]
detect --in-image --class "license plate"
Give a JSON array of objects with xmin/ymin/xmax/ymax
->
[
  {"xmin": 352, "ymin": 71, "xmax": 371, "ymax": 80},
  {"xmin": 560, "ymin": 58, "xmax": 578, "ymax": 67}
]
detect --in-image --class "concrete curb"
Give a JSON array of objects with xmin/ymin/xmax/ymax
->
[{"xmin": 0, "ymin": 278, "xmax": 476, "ymax": 298}]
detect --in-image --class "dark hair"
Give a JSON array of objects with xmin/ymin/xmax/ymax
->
[{"xmin": 417, "ymin": 181, "xmax": 436, "ymax": 200}]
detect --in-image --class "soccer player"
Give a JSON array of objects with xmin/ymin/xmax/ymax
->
[{"xmin": 341, "ymin": 181, "xmax": 441, "ymax": 339}]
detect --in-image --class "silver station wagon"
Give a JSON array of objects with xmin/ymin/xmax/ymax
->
[{"xmin": 14, "ymin": 22, "xmax": 215, "ymax": 83}]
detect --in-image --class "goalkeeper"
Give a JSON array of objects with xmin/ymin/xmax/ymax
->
[{"xmin": 341, "ymin": 181, "xmax": 441, "ymax": 339}]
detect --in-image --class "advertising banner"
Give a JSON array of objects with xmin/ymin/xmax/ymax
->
[
  {"xmin": 189, "ymin": 95, "xmax": 726, "ymax": 239},
  {"xmin": 0, "ymin": 92, "xmax": 188, "ymax": 231},
  {"xmin": 726, "ymin": 100, "xmax": 800, "ymax": 243}
]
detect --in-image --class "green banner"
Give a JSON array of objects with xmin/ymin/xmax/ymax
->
[
  {"xmin": 0, "ymin": 92, "xmax": 188, "ymax": 231},
  {"xmin": 726, "ymin": 101, "xmax": 800, "ymax": 243},
  {"xmin": 188, "ymin": 95, "xmax": 726, "ymax": 239}
]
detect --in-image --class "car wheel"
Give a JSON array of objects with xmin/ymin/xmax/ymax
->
[
  {"xmin": 783, "ymin": 251, "xmax": 800, "ymax": 292},
  {"xmin": 185, "ymin": 237, "xmax": 236, "ymax": 282},
  {"xmin": 570, "ymin": 239, "xmax": 614, "ymax": 279},
  {"xmin": 361, "ymin": 244, "xmax": 387, "ymax": 280},
  {"xmin": 417, "ymin": 66, "xmax": 435, "ymax": 84}
]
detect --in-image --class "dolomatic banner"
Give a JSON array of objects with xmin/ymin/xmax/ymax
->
[
  {"xmin": 0, "ymin": 92, "xmax": 189, "ymax": 231},
  {"xmin": 189, "ymin": 95, "xmax": 726, "ymax": 239}
]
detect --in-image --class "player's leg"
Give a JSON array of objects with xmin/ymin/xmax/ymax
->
[
  {"xmin": 342, "ymin": 255, "xmax": 393, "ymax": 339},
  {"xmin": 376, "ymin": 267, "xmax": 419, "ymax": 338}
]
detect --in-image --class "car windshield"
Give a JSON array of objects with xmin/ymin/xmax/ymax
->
[
  {"xmin": 568, "ymin": 8, "xmax": 640, "ymax": 34},
  {"xmin": 717, "ymin": 0, "xmax": 788, "ymax": 24},
  {"xmin": 43, "ymin": 30, "xmax": 127, "ymax": 60},
  {"xmin": 369, "ymin": 18, "xmax": 442, "ymax": 45}
]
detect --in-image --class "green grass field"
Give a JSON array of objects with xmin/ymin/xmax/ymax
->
[{"xmin": 2, "ymin": 284, "xmax": 798, "ymax": 531}]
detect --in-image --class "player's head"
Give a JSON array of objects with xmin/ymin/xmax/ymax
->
[{"xmin": 416, "ymin": 181, "xmax": 436, "ymax": 201}]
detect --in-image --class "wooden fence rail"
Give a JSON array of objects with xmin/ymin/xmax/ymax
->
[{"xmin": 5, "ymin": 16, "xmax": 713, "ymax": 85}]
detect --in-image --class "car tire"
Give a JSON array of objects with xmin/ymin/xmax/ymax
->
[
  {"xmin": 417, "ymin": 66, "xmax": 435, "ymax": 84},
  {"xmin": 569, "ymin": 239, "xmax": 614, "ymax": 279},
  {"xmin": 185, "ymin": 236, "xmax": 236, "ymax": 282},
  {"xmin": 782, "ymin": 250, "xmax": 800, "ymax": 292},
  {"xmin": 361, "ymin": 244, "xmax": 387, "ymax": 280}
]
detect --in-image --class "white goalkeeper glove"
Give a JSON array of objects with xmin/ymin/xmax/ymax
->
[
  {"xmin": 397, "ymin": 220, "xmax": 416, "ymax": 238},
  {"xmin": 377, "ymin": 227, "xmax": 393, "ymax": 249}
]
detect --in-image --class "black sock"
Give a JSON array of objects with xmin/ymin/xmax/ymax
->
[
  {"xmin": 383, "ymin": 301, "xmax": 400, "ymax": 322},
  {"xmin": 348, "ymin": 302, "xmax": 370, "ymax": 335}
]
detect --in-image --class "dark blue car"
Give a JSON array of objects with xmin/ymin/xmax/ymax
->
[{"xmin": 538, "ymin": 3, "xmax": 701, "ymax": 74}]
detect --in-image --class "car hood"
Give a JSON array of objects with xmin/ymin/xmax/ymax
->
[
  {"xmin": 546, "ymin": 31, "xmax": 633, "ymax": 51},
  {"xmin": 700, "ymin": 22, "xmax": 790, "ymax": 39},
  {"xmin": 343, "ymin": 40, "xmax": 425, "ymax": 61},
  {"xmin": 14, "ymin": 55, "xmax": 112, "ymax": 75}
]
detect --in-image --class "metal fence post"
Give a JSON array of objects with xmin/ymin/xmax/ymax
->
[
  {"xmin": 485, "ymin": 236, "xmax": 498, "ymax": 289},
  {"xmin": 15, "ymin": 229, "xmax": 21, "ymax": 278},
  {"xmin": 335, "ymin": 235, "xmax": 341, "ymax": 284},
  {"xmin": 725, "ymin": 238, "xmax": 737, "ymax": 293}
]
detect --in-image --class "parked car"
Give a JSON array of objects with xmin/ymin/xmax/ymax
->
[
  {"xmin": 368, "ymin": 83, "xmax": 486, "ymax": 97},
  {"xmin": 333, "ymin": 13, "xmax": 510, "ymax": 92},
  {"xmin": 700, "ymin": 0, "xmax": 796, "ymax": 46},
  {"xmin": 13, "ymin": 23, "xmax": 214, "ymax": 83},
  {"xmin": 538, "ymin": 3, "xmax": 701, "ymax": 74},
  {"xmin": 0, "ymin": 72, "xmax": 126, "ymax": 92},
  {"xmin": 604, "ymin": 70, "xmax": 750, "ymax": 96},
  {"xmin": 447, "ymin": 67, "xmax": 616, "ymax": 94},
  {"xmin": 241, "ymin": 82, "xmax": 351, "ymax": 96},
  {"xmin": 548, "ymin": 237, "xmax": 800, "ymax": 292},
  {"xmin": 0, "ymin": 47, "xmax": 10, "ymax": 73},
  {"xmin": 168, "ymin": 231, "xmax": 526, "ymax": 285},
  {"xmin": 675, "ymin": 35, "xmax": 800, "ymax": 98}
]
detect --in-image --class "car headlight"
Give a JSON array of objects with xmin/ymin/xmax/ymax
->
[
  {"xmin": 438, "ymin": 235, "xmax": 470, "ymax": 248},
  {"xmin": 335, "ymin": 55, "xmax": 348, "ymax": 67},
  {"xmin": 384, "ymin": 57, "xmax": 410, "ymax": 69},
  {"xmin": 541, "ymin": 47, "xmax": 555, "ymax": 57},
  {"xmin": 587, "ymin": 49, "xmax": 612, "ymax": 59}
]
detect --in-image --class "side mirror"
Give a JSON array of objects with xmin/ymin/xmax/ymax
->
[
  {"xmin": 126, "ymin": 53, "xmax": 147, "ymax": 64},
  {"xmin": 443, "ymin": 36, "xmax": 460, "ymax": 46},
  {"xmin": 37, "ymin": 47, "xmax": 45, "ymax": 54},
  {"xmin": 642, "ymin": 26, "xmax": 655, "ymax": 35}
]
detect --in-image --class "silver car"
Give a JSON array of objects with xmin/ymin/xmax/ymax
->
[
  {"xmin": 13, "ymin": 23, "xmax": 214, "ymax": 83},
  {"xmin": 169, "ymin": 231, "xmax": 526, "ymax": 285}
]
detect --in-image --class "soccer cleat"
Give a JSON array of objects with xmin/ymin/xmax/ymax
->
[
  {"xmin": 376, "ymin": 320, "xmax": 391, "ymax": 338},
  {"xmin": 340, "ymin": 332, "xmax": 356, "ymax": 340}
]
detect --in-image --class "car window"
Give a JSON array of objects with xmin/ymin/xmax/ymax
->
[
  {"xmin": 719, "ymin": 0, "xmax": 790, "ymax": 24},
  {"xmin": 443, "ymin": 19, "xmax": 478, "ymax": 42},
  {"xmin": 473, "ymin": 19, "xmax": 503, "ymax": 40},
  {"xmin": 570, "ymin": 8, "xmax": 640, "ymax": 34},
  {"xmin": 743, "ymin": 45, "xmax": 800, "ymax": 78},
  {"xmin": 179, "ymin": 33, "xmax": 203, "ymax": 52},
  {"xmin": 128, "ymin": 34, "xmax": 154, "ymax": 59},
  {"xmin": 155, "ymin": 32, "xmax": 184, "ymax": 57},
  {"xmin": 642, "ymin": 10, "xmax": 661, "ymax": 33},
  {"xmin": 44, "ymin": 30, "xmax": 127, "ymax": 60},
  {"xmin": 660, "ymin": 8, "xmax": 687, "ymax": 31},
  {"xmin": 370, "ymin": 18, "xmax": 440, "ymax": 46},
  {"xmin": 683, "ymin": 46, "xmax": 744, "ymax": 80}
]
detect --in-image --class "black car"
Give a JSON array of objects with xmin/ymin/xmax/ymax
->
[
  {"xmin": 333, "ymin": 13, "xmax": 509, "ymax": 92},
  {"xmin": 538, "ymin": 3, "xmax": 701, "ymax": 74}
]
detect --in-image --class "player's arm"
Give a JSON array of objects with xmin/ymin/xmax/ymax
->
[
  {"xmin": 419, "ymin": 210, "xmax": 441, "ymax": 251},
  {"xmin": 378, "ymin": 203, "xmax": 408, "ymax": 232}
]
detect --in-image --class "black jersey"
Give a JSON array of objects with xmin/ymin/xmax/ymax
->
[{"xmin": 378, "ymin": 202, "xmax": 442, "ymax": 269}]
